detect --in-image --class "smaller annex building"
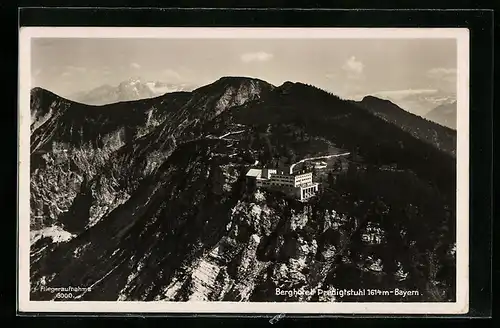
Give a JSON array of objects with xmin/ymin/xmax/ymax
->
[{"xmin": 245, "ymin": 166, "xmax": 319, "ymax": 201}]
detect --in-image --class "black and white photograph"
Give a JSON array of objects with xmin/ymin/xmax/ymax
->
[{"xmin": 18, "ymin": 27, "xmax": 469, "ymax": 314}]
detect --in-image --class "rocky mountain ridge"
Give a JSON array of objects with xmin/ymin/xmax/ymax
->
[
  {"xmin": 358, "ymin": 96, "xmax": 456, "ymax": 155},
  {"xmin": 367, "ymin": 89, "xmax": 456, "ymax": 118},
  {"xmin": 28, "ymin": 77, "xmax": 456, "ymax": 302}
]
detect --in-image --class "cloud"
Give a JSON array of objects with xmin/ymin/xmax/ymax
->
[
  {"xmin": 31, "ymin": 69, "xmax": 42, "ymax": 86},
  {"xmin": 323, "ymin": 56, "xmax": 365, "ymax": 97},
  {"xmin": 342, "ymin": 56, "xmax": 364, "ymax": 79},
  {"xmin": 130, "ymin": 62, "xmax": 141, "ymax": 69},
  {"xmin": 59, "ymin": 65, "xmax": 87, "ymax": 79},
  {"xmin": 371, "ymin": 89, "xmax": 439, "ymax": 99},
  {"xmin": 163, "ymin": 68, "xmax": 182, "ymax": 81},
  {"xmin": 325, "ymin": 73, "xmax": 338, "ymax": 80},
  {"xmin": 426, "ymin": 67, "xmax": 457, "ymax": 82},
  {"xmin": 241, "ymin": 51, "xmax": 274, "ymax": 63},
  {"xmin": 426, "ymin": 67, "xmax": 457, "ymax": 93},
  {"xmin": 66, "ymin": 65, "xmax": 87, "ymax": 73}
]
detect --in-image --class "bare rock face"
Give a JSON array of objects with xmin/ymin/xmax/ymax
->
[
  {"xmin": 28, "ymin": 77, "xmax": 456, "ymax": 303},
  {"xmin": 30, "ymin": 88, "xmax": 64, "ymax": 131}
]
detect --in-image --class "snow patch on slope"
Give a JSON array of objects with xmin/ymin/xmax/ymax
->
[{"xmin": 30, "ymin": 225, "xmax": 75, "ymax": 245}]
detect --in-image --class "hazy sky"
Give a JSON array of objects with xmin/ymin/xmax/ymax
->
[{"xmin": 31, "ymin": 38, "xmax": 457, "ymax": 100}]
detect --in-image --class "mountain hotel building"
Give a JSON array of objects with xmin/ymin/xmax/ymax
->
[{"xmin": 246, "ymin": 166, "xmax": 319, "ymax": 201}]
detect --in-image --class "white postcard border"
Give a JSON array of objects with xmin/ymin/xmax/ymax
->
[{"xmin": 18, "ymin": 27, "xmax": 469, "ymax": 314}]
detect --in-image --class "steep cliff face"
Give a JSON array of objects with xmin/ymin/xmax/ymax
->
[
  {"xmin": 30, "ymin": 77, "xmax": 273, "ymax": 234},
  {"xmin": 30, "ymin": 88, "xmax": 68, "ymax": 132},
  {"xmin": 28, "ymin": 77, "xmax": 456, "ymax": 303},
  {"xmin": 30, "ymin": 90, "xmax": 188, "ymax": 233}
]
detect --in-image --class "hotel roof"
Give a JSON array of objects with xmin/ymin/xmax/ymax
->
[{"xmin": 246, "ymin": 168, "xmax": 262, "ymax": 177}]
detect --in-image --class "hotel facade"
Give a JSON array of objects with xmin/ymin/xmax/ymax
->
[{"xmin": 246, "ymin": 167, "xmax": 319, "ymax": 201}]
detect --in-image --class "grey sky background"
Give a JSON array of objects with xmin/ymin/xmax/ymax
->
[{"xmin": 31, "ymin": 38, "xmax": 457, "ymax": 100}]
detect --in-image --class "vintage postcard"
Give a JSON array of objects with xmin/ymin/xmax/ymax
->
[{"xmin": 18, "ymin": 27, "xmax": 469, "ymax": 314}]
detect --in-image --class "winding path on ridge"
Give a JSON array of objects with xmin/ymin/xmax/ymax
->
[{"xmin": 289, "ymin": 152, "xmax": 351, "ymax": 172}]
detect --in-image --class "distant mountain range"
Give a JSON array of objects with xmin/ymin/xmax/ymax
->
[
  {"xmin": 68, "ymin": 80, "xmax": 458, "ymax": 129},
  {"xmin": 425, "ymin": 101, "xmax": 457, "ymax": 130},
  {"xmin": 69, "ymin": 78, "xmax": 198, "ymax": 105},
  {"xmin": 367, "ymin": 89, "xmax": 456, "ymax": 119},
  {"xmin": 357, "ymin": 96, "xmax": 456, "ymax": 155}
]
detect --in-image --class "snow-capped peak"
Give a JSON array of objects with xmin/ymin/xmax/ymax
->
[
  {"xmin": 122, "ymin": 76, "xmax": 143, "ymax": 85},
  {"xmin": 70, "ymin": 78, "xmax": 198, "ymax": 105}
]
